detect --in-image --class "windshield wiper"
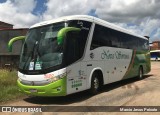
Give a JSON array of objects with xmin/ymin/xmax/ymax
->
[{"xmin": 23, "ymin": 41, "xmax": 38, "ymax": 70}]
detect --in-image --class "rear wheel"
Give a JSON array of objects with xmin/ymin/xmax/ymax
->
[
  {"xmin": 89, "ymin": 73, "xmax": 100, "ymax": 95},
  {"xmin": 138, "ymin": 66, "xmax": 143, "ymax": 79}
]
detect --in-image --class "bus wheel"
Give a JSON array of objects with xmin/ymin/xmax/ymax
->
[
  {"xmin": 89, "ymin": 73, "xmax": 100, "ymax": 95},
  {"xmin": 155, "ymin": 57, "xmax": 158, "ymax": 61},
  {"xmin": 138, "ymin": 66, "xmax": 143, "ymax": 80}
]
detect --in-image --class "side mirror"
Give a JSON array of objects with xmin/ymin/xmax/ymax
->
[
  {"xmin": 8, "ymin": 36, "xmax": 25, "ymax": 52},
  {"xmin": 57, "ymin": 27, "xmax": 80, "ymax": 45}
]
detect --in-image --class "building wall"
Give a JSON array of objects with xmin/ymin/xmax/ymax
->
[
  {"xmin": 150, "ymin": 41, "xmax": 160, "ymax": 50},
  {"xmin": 0, "ymin": 55, "xmax": 19, "ymax": 69},
  {"xmin": 0, "ymin": 21, "xmax": 13, "ymax": 29},
  {"xmin": 0, "ymin": 29, "xmax": 28, "ymax": 68},
  {"xmin": 0, "ymin": 29, "xmax": 27, "ymax": 55}
]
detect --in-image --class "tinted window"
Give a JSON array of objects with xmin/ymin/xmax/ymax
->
[
  {"xmin": 64, "ymin": 20, "xmax": 92, "ymax": 66},
  {"xmin": 19, "ymin": 22, "xmax": 65, "ymax": 70},
  {"xmin": 91, "ymin": 24, "xmax": 121, "ymax": 50},
  {"xmin": 65, "ymin": 31, "xmax": 80, "ymax": 65},
  {"xmin": 91, "ymin": 24, "xmax": 149, "ymax": 51},
  {"xmin": 68, "ymin": 20, "xmax": 91, "ymax": 56}
]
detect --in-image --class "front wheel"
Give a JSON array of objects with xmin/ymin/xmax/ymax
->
[{"xmin": 89, "ymin": 73, "xmax": 100, "ymax": 95}]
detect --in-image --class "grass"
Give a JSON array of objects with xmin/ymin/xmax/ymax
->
[{"xmin": 0, "ymin": 69, "xmax": 25, "ymax": 104}]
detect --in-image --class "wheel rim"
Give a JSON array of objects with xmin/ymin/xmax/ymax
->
[
  {"xmin": 94, "ymin": 77, "xmax": 99, "ymax": 89},
  {"xmin": 139, "ymin": 69, "xmax": 143, "ymax": 78}
]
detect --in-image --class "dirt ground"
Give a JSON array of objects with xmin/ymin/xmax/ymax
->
[{"xmin": 1, "ymin": 62, "xmax": 160, "ymax": 115}]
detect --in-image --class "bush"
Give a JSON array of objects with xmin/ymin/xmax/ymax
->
[{"xmin": 0, "ymin": 69, "xmax": 25, "ymax": 103}]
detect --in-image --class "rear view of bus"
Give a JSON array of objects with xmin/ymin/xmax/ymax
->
[{"xmin": 150, "ymin": 50, "xmax": 160, "ymax": 61}]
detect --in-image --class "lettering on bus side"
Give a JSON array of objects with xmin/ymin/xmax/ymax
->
[
  {"xmin": 71, "ymin": 80, "xmax": 82, "ymax": 88},
  {"xmin": 115, "ymin": 51, "xmax": 129, "ymax": 59},
  {"xmin": 101, "ymin": 50, "xmax": 129, "ymax": 60}
]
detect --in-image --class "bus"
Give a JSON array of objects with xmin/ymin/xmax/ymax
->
[
  {"xmin": 150, "ymin": 50, "xmax": 160, "ymax": 61},
  {"xmin": 8, "ymin": 15, "xmax": 151, "ymax": 96}
]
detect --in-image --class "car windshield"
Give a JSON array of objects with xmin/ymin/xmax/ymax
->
[{"xmin": 19, "ymin": 22, "xmax": 65, "ymax": 70}]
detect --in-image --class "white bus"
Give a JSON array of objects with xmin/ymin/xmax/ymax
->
[
  {"xmin": 8, "ymin": 15, "xmax": 151, "ymax": 96},
  {"xmin": 150, "ymin": 50, "xmax": 160, "ymax": 61}
]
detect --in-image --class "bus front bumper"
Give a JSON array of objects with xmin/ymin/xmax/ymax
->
[{"xmin": 17, "ymin": 77, "xmax": 67, "ymax": 96}]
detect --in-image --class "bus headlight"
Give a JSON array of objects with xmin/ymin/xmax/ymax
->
[
  {"xmin": 48, "ymin": 73, "xmax": 66, "ymax": 83},
  {"xmin": 18, "ymin": 78, "xmax": 22, "ymax": 82}
]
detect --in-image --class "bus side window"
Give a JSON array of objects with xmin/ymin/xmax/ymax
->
[{"xmin": 91, "ymin": 24, "xmax": 122, "ymax": 50}]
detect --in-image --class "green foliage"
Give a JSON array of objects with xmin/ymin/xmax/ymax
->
[{"xmin": 0, "ymin": 69, "xmax": 25, "ymax": 103}]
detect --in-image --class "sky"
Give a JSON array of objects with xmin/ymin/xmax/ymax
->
[{"xmin": 0, "ymin": 0, "xmax": 160, "ymax": 42}]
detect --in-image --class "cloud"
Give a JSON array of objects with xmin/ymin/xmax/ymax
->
[
  {"xmin": 153, "ymin": 28, "xmax": 160, "ymax": 41},
  {"xmin": 95, "ymin": 0, "xmax": 160, "ymax": 23},
  {"xmin": 114, "ymin": 23, "xmax": 143, "ymax": 35},
  {"xmin": 0, "ymin": 0, "xmax": 160, "ymax": 41},
  {"xmin": 140, "ymin": 18, "xmax": 160, "ymax": 36},
  {"xmin": 115, "ymin": 18, "xmax": 160, "ymax": 41},
  {"xmin": 42, "ymin": 0, "xmax": 160, "ymax": 41},
  {"xmin": 42, "ymin": 0, "xmax": 95, "ymax": 20},
  {"xmin": 11, "ymin": 0, "xmax": 37, "ymax": 13},
  {"xmin": 0, "ymin": 0, "xmax": 40, "ymax": 28},
  {"xmin": 93, "ymin": 0, "xmax": 160, "ymax": 41}
]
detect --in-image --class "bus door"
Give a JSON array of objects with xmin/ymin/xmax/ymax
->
[{"xmin": 65, "ymin": 31, "xmax": 87, "ymax": 94}]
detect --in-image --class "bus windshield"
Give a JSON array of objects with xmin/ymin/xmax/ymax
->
[
  {"xmin": 19, "ymin": 20, "xmax": 92, "ymax": 74},
  {"xmin": 19, "ymin": 22, "xmax": 65, "ymax": 71}
]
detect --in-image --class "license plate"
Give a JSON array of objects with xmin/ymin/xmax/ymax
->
[{"xmin": 30, "ymin": 89, "xmax": 37, "ymax": 93}]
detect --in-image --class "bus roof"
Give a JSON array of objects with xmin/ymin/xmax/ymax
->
[
  {"xmin": 30, "ymin": 15, "xmax": 147, "ymax": 40},
  {"xmin": 150, "ymin": 50, "xmax": 160, "ymax": 52}
]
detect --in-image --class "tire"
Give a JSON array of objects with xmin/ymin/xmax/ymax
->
[
  {"xmin": 89, "ymin": 73, "xmax": 100, "ymax": 95},
  {"xmin": 138, "ymin": 66, "xmax": 143, "ymax": 80},
  {"xmin": 155, "ymin": 57, "xmax": 158, "ymax": 61}
]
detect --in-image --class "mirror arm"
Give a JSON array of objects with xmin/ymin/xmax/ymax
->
[
  {"xmin": 8, "ymin": 36, "xmax": 26, "ymax": 52},
  {"xmin": 57, "ymin": 27, "xmax": 81, "ymax": 45}
]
